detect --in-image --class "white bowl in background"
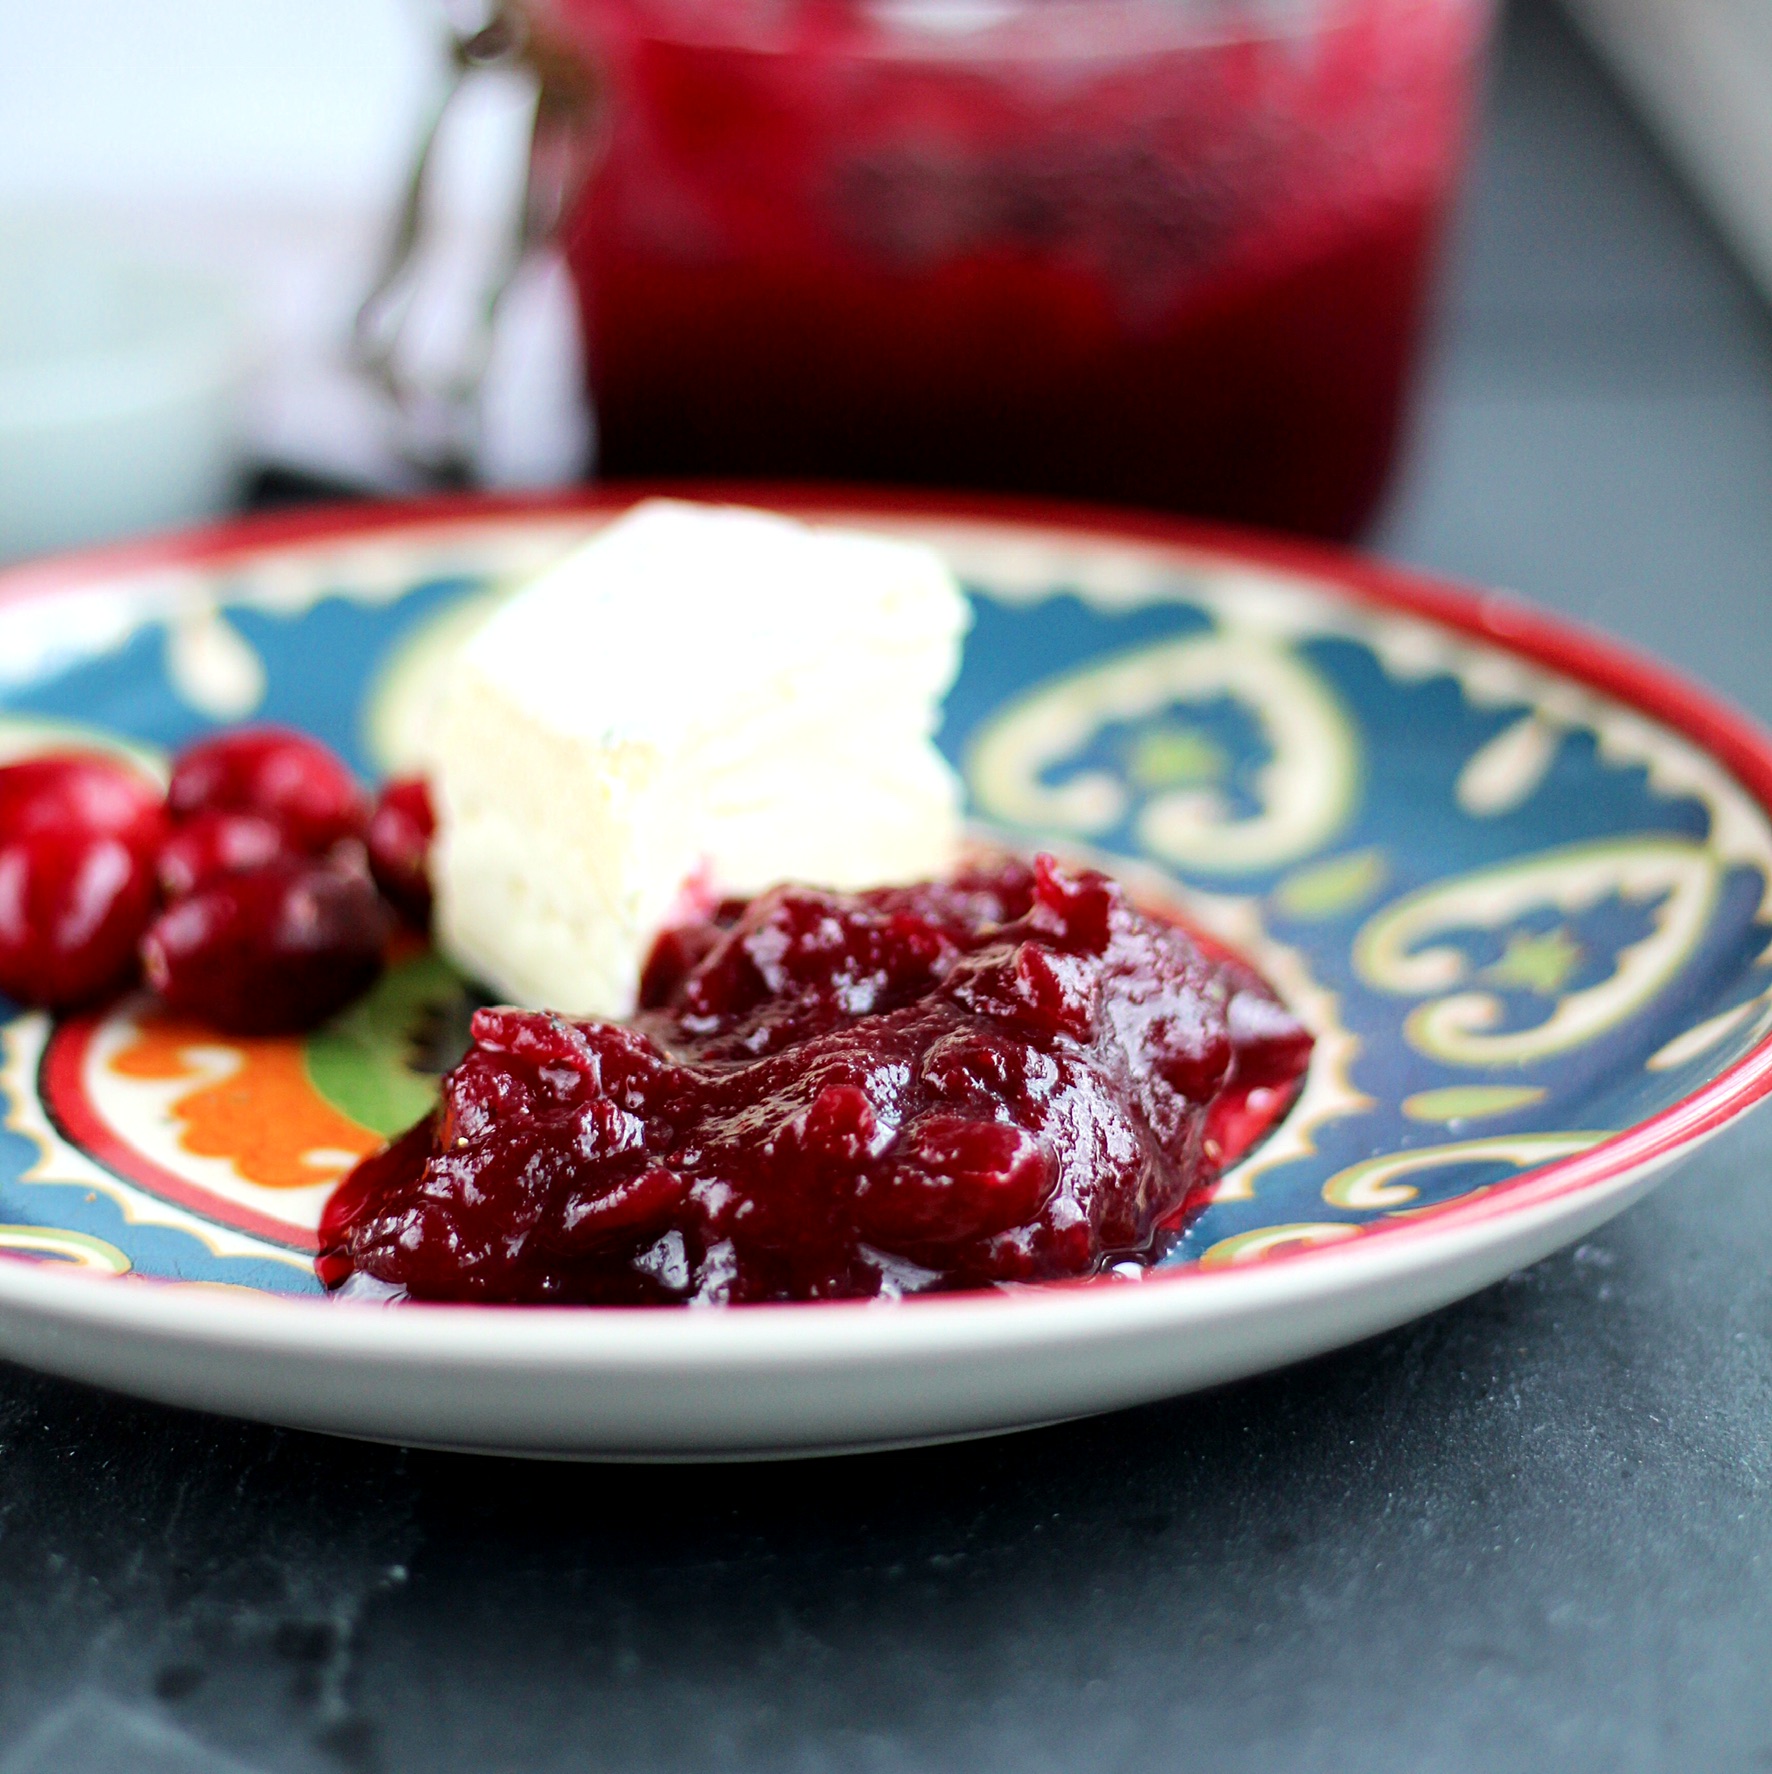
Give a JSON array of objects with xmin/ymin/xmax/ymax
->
[{"xmin": 0, "ymin": 219, "xmax": 248, "ymax": 564}]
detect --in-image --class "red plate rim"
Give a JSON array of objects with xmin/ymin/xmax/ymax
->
[{"xmin": 4, "ymin": 479, "xmax": 1770, "ymax": 1299}]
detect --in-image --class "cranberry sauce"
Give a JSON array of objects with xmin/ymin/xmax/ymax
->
[
  {"xmin": 547, "ymin": 0, "xmax": 1488, "ymax": 536},
  {"xmin": 320, "ymin": 855, "xmax": 1311, "ymax": 1305}
]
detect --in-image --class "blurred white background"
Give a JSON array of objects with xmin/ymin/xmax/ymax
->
[
  {"xmin": 0, "ymin": 0, "xmax": 587, "ymax": 512},
  {"xmin": 0, "ymin": 0, "xmax": 438, "ymax": 214}
]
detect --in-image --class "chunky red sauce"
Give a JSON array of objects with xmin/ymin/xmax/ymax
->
[
  {"xmin": 543, "ymin": 0, "xmax": 1487, "ymax": 536},
  {"xmin": 320, "ymin": 855, "xmax": 1309, "ymax": 1305}
]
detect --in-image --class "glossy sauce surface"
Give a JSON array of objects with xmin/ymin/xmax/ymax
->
[{"xmin": 320, "ymin": 856, "xmax": 1311, "ymax": 1304}]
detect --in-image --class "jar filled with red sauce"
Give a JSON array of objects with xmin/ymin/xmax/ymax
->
[{"xmin": 525, "ymin": 0, "xmax": 1492, "ymax": 537}]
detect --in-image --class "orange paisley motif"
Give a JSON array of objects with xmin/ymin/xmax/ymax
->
[{"xmin": 108, "ymin": 1012, "xmax": 380, "ymax": 1191}]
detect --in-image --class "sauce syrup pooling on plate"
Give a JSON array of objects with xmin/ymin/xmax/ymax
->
[{"xmin": 319, "ymin": 854, "xmax": 1311, "ymax": 1305}]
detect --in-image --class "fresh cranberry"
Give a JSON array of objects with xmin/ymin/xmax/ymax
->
[
  {"xmin": 0, "ymin": 830, "xmax": 160, "ymax": 1009},
  {"xmin": 156, "ymin": 809, "xmax": 292, "ymax": 900},
  {"xmin": 0, "ymin": 754, "xmax": 165, "ymax": 1008},
  {"xmin": 322, "ymin": 853, "xmax": 1312, "ymax": 1305},
  {"xmin": 167, "ymin": 726, "xmax": 367, "ymax": 854},
  {"xmin": 366, "ymin": 777, "xmax": 435, "ymax": 926},
  {"xmin": 0, "ymin": 753, "xmax": 162, "ymax": 842},
  {"xmin": 141, "ymin": 853, "xmax": 390, "ymax": 1034}
]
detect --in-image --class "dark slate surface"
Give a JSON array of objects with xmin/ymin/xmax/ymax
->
[{"xmin": 6, "ymin": 4, "xmax": 1772, "ymax": 1769}]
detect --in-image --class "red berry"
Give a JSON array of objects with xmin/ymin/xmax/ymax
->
[
  {"xmin": 0, "ymin": 753, "xmax": 162, "ymax": 841},
  {"xmin": 157, "ymin": 809, "xmax": 291, "ymax": 901},
  {"xmin": 0, "ymin": 830, "xmax": 158, "ymax": 1008},
  {"xmin": 0, "ymin": 754, "xmax": 165, "ymax": 1009},
  {"xmin": 366, "ymin": 777, "xmax": 435, "ymax": 926},
  {"xmin": 140, "ymin": 854, "xmax": 390, "ymax": 1034},
  {"xmin": 168, "ymin": 726, "xmax": 367, "ymax": 854}
]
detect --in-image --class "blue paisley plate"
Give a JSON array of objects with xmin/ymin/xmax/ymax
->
[{"xmin": 0, "ymin": 488, "xmax": 1766, "ymax": 1459}]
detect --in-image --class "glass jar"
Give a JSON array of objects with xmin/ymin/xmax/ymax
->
[{"xmin": 524, "ymin": 0, "xmax": 1494, "ymax": 536}]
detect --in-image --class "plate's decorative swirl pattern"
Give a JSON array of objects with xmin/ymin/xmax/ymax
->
[
  {"xmin": 939, "ymin": 542, "xmax": 1772, "ymax": 1267},
  {"xmin": 2, "ymin": 503, "xmax": 1769, "ymax": 1298}
]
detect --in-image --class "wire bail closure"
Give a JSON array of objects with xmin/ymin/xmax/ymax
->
[{"xmin": 352, "ymin": 2, "xmax": 606, "ymax": 483}]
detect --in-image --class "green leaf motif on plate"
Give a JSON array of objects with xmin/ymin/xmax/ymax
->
[
  {"xmin": 304, "ymin": 950, "xmax": 478, "ymax": 1138},
  {"xmin": 1272, "ymin": 848, "xmax": 1389, "ymax": 921},
  {"xmin": 1401, "ymin": 1085, "xmax": 1550, "ymax": 1124}
]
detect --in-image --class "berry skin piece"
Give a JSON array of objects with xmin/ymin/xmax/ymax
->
[
  {"xmin": 167, "ymin": 726, "xmax": 368, "ymax": 854},
  {"xmin": 0, "ymin": 754, "xmax": 165, "ymax": 1009},
  {"xmin": 366, "ymin": 777, "xmax": 435, "ymax": 927},
  {"xmin": 140, "ymin": 852, "xmax": 390, "ymax": 1035}
]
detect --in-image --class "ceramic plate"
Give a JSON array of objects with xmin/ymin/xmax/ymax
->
[{"xmin": 0, "ymin": 489, "xmax": 1767, "ymax": 1458}]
